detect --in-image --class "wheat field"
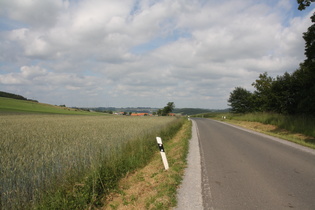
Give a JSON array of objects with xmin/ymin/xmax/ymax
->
[{"xmin": 0, "ymin": 114, "xmax": 178, "ymax": 209}]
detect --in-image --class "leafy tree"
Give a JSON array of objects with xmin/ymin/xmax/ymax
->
[
  {"xmin": 295, "ymin": 0, "xmax": 315, "ymax": 115},
  {"xmin": 0, "ymin": 91, "xmax": 27, "ymax": 100},
  {"xmin": 291, "ymin": 65, "xmax": 315, "ymax": 114},
  {"xmin": 303, "ymin": 22, "xmax": 315, "ymax": 66},
  {"xmin": 297, "ymin": 0, "xmax": 315, "ymax": 11},
  {"xmin": 163, "ymin": 102, "xmax": 175, "ymax": 115},
  {"xmin": 158, "ymin": 102, "xmax": 175, "ymax": 116},
  {"xmin": 271, "ymin": 72, "xmax": 298, "ymax": 114},
  {"xmin": 228, "ymin": 87, "xmax": 254, "ymax": 113},
  {"xmin": 251, "ymin": 72, "xmax": 275, "ymax": 112}
]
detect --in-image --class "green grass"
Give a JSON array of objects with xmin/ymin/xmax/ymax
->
[
  {"xmin": 104, "ymin": 119, "xmax": 191, "ymax": 209},
  {"xmin": 226, "ymin": 112, "xmax": 315, "ymax": 138},
  {"xmin": 196, "ymin": 112, "xmax": 315, "ymax": 148},
  {"xmin": 0, "ymin": 97, "xmax": 97, "ymax": 115},
  {"xmin": 0, "ymin": 114, "xmax": 184, "ymax": 209}
]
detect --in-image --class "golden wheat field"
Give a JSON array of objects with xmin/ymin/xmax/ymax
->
[{"xmin": 0, "ymin": 114, "xmax": 178, "ymax": 209}]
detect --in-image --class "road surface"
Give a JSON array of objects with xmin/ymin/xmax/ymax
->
[{"xmin": 196, "ymin": 118, "xmax": 315, "ymax": 210}]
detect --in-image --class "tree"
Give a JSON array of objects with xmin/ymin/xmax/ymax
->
[
  {"xmin": 228, "ymin": 87, "xmax": 254, "ymax": 113},
  {"xmin": 158, "ymin": 102, "xmax": 175, "ymax": 116},
  {"xmin": 271, "ymin": 72, "xmax": 298, "ymax": 114},
  {"xmin": 251, "ymin": 72, "xmax": 275, "ymax": 112},
  {"xmin": 163, "ymin": 102, "xmax": 175, "ymax": 115},
  {"xmin": 297, "ymin": 0, "xmax": 315, "ymax": 11},
  {"xmin": 295, "ymin": 0, "xmax": 315, "ymax": 115}
]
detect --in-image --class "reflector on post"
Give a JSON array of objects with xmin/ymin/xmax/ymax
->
[{"xmin": 156, "ymin": 137, "xmax": 169, "ymax": 170}]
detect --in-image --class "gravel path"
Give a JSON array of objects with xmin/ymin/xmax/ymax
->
[{"xmin": 174, "ymin": 119, "xmax": 203, "ymax": 209}]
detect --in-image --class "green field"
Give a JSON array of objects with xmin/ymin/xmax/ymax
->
[
  {"xmin": 0, "ymin": 97, "xmax": 94, "ymax": 115},
  {"xmin": 0, "ymin": 98, "xmax": 185, "ymax": 209}
]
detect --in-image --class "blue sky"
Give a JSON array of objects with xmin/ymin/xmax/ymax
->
[{"xmin": 0, "ymin": 0, "xmax": 314, "ymax": 109}]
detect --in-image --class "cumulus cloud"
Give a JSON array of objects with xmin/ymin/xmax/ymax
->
[
  {"xmin": 0, "ymin": 0, "xmax": 313, "ymax": 108},
  {"xmin": 0, "ymin": 0, "xmax": 65, "ymax": 28},
  {"xmin": 0, "ymin": 65, "xmax": 106, "ymax": 104}
]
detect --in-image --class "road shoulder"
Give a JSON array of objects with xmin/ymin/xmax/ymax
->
[{"xmin": 175, "ymin": 119, "xmax": 203, "ymax": 209}]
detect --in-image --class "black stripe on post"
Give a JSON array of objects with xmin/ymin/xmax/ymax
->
[{"xmin": 158, "ymin": 143, "xmax": 165, "ymax": 152}]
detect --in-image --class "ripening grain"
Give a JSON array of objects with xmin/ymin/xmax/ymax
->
[{"xmin": 0, "ymin": 114, "xmax": 177, "ymax": 209}]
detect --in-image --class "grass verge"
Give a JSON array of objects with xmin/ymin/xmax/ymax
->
[
  {"xmin": 224, "ymin": 120, "xmax": 315, "ymax": 149},
  {"xmin": 101, "ymin": 119, "xmax": 191, "ymax": 209},
  {"xmin": 199, "ymin": 112, "xmax": 315, "ymax": 149}
]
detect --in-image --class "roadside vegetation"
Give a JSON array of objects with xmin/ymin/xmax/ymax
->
[
  {"xmin": 102, "ymin": 119, "xmax": 191, "ymax": 209},
  {"xmin": 195, "ymin": 112, "xmax": 315, "ymax": 149},
  {"xmin": 0, "ymin": 113, "xmax": 186, "ymax": 209}
]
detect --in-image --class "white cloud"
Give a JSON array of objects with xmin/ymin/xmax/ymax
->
[
  {"xmin": 0, "ymin": 0, "xmax": 65, "ymax": 28},
  {"xmin": 0, "ymin": 65, "xmax": 105, "ymax": 102},
  {"xmin": 0, "ymin": 0, "xmax": 314, "ymax": 108}
]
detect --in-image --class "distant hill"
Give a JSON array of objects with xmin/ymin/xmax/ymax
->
[
  {"xmin": 0, "ymin": 97, "xmax": 96, "ymax": 115},
  {"xmin": 173, "ymin": 108, "xmax": 229, "ymax": 115},
  {"xmin": 0, "ymin": 91, "xmax": 28, "ymax": 100},
  {"xmin": 84, "ymin": 107, "xmax": 229, "ymax": 115},
  {"xmin": 0, "ymin": 91, "xmax": 228, "ymax": 115}
]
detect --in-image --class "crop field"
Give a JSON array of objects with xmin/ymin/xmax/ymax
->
[
  {"xmin": 0, "ymin": 97, "xmax": 94, "ymax": 115},
  {"xmin": 0, "ymin": 114, "xmax": 182, "ymax": 209}
]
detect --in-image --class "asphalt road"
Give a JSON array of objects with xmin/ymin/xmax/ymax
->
[{"xmin": 195, "ymin": 118, "xmax": 315, "ymax": 210}]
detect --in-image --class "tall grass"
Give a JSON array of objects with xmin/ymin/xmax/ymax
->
[
  {"xmin": 194, "ymin": 112, "xmax": 315, "ymax": 140},
  {"xmin": 227, "ymin": 112, "xmax": 315, "ymax": 138},
  {"xmin": 0, "ymin": 114, "xmax": 183, "ymax": 209}
]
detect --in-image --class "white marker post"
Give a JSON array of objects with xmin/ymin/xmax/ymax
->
[{"xmin": 156, "ymin": 137, "xmax": 169, "ymax": 170}]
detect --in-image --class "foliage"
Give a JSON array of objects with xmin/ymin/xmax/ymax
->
[
  {"xmin": 228, "ymin": 87, "xmax": 254, "ymax": 113},
  {"xmin": 251, "ymin": 72, "xmax": 275, "ymax": 112},
  {"xmin": 0, "ymin": 91, "xmax": 28, "ymax": 100},
  {"xmin": 297, "ymin": 0, "xmax": 315, "ymax": 11},
  {"xmin": 158, "ymin": 102, "xmax": 175, "ymax": 116},
  {"xmin": 0, "ymin": 114, "xmax": 182, "ymax": 209}
]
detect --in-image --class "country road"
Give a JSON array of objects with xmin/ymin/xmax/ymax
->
[
  {"xmin": 176, "ymin": 118, "xmax": 315, "ymax": 210},
  {"xmin": 196, "ymin": 118, "xmax": 315, "ymax": 210}
]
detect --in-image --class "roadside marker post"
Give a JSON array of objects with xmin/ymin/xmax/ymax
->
[{"xmin": 156, "ymin": 137, "xmax": 169, "ymax": 170}]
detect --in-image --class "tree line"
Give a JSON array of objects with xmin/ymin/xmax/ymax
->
[
  {"xmin": 0, "ymin": 91, "xmax": 39, "ymax": 102},
  {"xmin": 0, "ymin": 91, "xmax": 28, "ymax": 100},
  {"xmin": 228, "ymin": 1, "xmax": 315, "ymax": 116}
]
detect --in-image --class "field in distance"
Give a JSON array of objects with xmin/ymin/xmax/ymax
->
[{"xmin": 0, "ymin": 97, "xmax": 96, "ymax": 115}]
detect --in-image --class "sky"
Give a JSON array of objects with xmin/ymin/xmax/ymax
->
[{"xmin": 0, "ymin": 0, "xmax": 314, "ymax": 109}]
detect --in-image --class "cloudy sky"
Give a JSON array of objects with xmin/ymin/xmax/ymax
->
[{"xmin": 0, "ymin": 0, "xmax": 314, "ymax": 109}]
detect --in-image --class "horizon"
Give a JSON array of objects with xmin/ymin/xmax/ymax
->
[{"xmin": 1, "ymin": 0, "xmax": 314, "ymax": 109}]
